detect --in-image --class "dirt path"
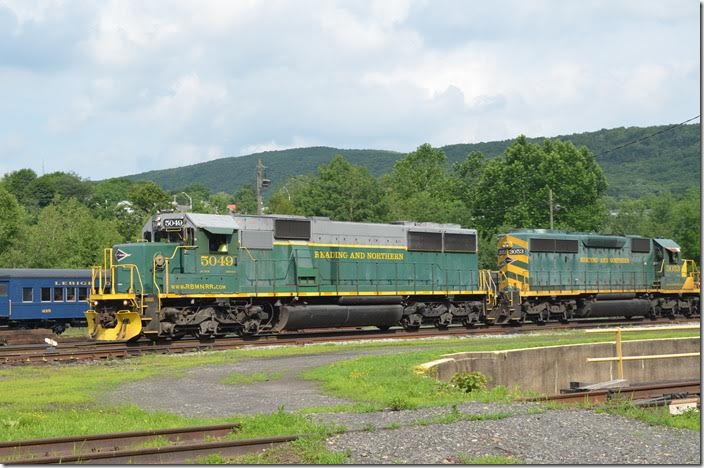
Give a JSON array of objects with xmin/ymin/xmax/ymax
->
[{"xmin": 104, "ymin": 348, "xmax": 404, "ymax": 417}]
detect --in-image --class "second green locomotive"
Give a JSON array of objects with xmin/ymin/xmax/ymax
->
[{"xmin": 491, "ymin": 230, "xmax": 700, "ymax": 324}]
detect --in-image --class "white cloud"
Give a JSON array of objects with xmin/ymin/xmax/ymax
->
[{"xmin": 0, "ymin": 0, "xmax": 698, "ymax": 180}]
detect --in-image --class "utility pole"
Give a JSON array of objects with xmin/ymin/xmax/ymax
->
[
  {"xmin": 255, "ymin": 159, "xmax": 270, "ymax": 215},
  {"xmin": 549, "ymin": 187, "xmax": 554, "ymax": 230}
]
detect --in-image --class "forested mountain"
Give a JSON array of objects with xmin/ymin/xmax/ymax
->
[{"xmin": 125, "ymin": 123, "xmax": 699, "ymax": 199}]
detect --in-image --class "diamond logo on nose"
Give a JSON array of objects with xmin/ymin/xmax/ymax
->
[{"xmin": 115, "ymin": 249, "xmax": 131, "ymax": 262}]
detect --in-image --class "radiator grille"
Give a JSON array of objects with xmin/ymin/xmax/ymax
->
[
  {"xmin": 274, "ymin": 219, "xmax": 311, "ymax": 240},
  {"xmin": 407, "ymin": 231, "xmax": 442, "ymax": 252},
  {"xmin": 444, "ymin": 233, "xmax": 477, "ymax": 252}
]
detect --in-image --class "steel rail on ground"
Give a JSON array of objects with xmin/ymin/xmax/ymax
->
[{"xmin": 0, "ymin": 318, "xmax": 698, "ymax": 365}]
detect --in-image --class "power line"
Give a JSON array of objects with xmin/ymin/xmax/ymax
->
[{"xmin": 595, "ymin": 114, "xmax": 700, "ymax": 157}]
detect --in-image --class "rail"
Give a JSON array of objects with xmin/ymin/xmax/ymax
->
[{"xmin": 585, "ymin": 324, "xmax": 701, "ymax": 379}]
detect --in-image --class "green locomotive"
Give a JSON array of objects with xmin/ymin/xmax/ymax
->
[
  {"xmin": 86, "ymin": 213, "xmax": 495, "ymax": 340},
  {"xmin": 491, "ymin": 230, "xmax": 700, "ymax": 324}
]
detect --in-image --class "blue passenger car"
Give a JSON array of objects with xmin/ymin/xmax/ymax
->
[{"xmin": 0, "ymin": 269, "xmax": 91, "ymax": 333}]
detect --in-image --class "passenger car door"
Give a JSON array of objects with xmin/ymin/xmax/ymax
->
[{"xmin": 0, "ymin": 281, "xmax": 9, "ymax": 318}]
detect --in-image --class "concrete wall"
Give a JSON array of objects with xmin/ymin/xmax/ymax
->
[{"xmin": 418, "ymin": 337, "xmax": 700, "ymax": 395}]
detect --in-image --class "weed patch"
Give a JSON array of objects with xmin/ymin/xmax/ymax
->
[{"xmin": 596, "ymin": 399, "xmax": 700, "ymax": 431}]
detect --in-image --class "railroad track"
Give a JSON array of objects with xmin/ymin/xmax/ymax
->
[
  {"xmin": 0, "ymin": 423, "xmax": 298, "ymax": 464},
  {"xmin": 0, "ymin": 317, "xmax": 696, "ymax": 365},
  {"xmin": 525, "ymin": 380, "xmax": 701, "ymax": 405}
]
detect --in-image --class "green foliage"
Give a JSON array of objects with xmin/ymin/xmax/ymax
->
[
  {"xmin": 29, "ymin": 171, "xmax": 93, "ymax": 209},
  {"xmin": 473, "ymin": 136, "xmax": 607, "ymax": 232},
  {"xmin": 231, "ymin": 185, "xmax": 257, "ymax": 214},
  {"xmin": 605, "ymin": 188, "xmax": 700, "ymax": 260},
  {"xmin": 292, "ymin": 155, "xmax": 390, "ymax": 222},
  {"xmin": 449, "ymin": 371, "xmax": 488, "ymax": 393},
  {"xmin": 0, "ymin": 186, "xmax": 27, "ymax": 266},
  {"xmin": 1, "ymin": 168, "xmax": 37, "ymax": 208},
  {"xmin": 387, "ymin": 395, "xmax": 418, "ymax": 411},
  {"xmin": 12, "ymin": 198, "xmax": 123, "ymax": 268},
  {"xmin": 386, "ymin": 144, "xmax": 469, "ymax": 225},
  {"xmin": 597, "ymin": 398, "xmax": 700, "ymax": 432},
  {"xmin": 128, "ymin": 180, "xmax": 171, "ymax": 215}
]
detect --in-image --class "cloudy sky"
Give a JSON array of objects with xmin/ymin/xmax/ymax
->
[{"xmin": 0, "ymin": 0, "xmax": 699, "ymax": 180}]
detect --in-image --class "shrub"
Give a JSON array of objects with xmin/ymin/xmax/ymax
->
[
  {"xmin": 387, "ymin": 396, "xmax": 417, "ymax": 411},
  {"xmin": 450, "ymin": 371, "xmax": 488, "ymax": 393}
]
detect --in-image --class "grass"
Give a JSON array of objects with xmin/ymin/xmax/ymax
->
[
  {"xmin": 456, "ymin": 454, "xmax": 522, "ymax": 464},
  {"xmin": 596, "ymin": 399, "xmax": 700, "ymax": 431},
  {"xmin": 61, "ymin": 326, "xmax": 88, "ymax": 338},
  {"xmin": 220, "ymin": 371, "xmax": 283, "ymax": 385},
  {"xmin": 301, "ymin": 329, "xmax": 699, "ymax": 411},
  {"xmin": 224, "ymin": 435, "xmax": 350, "ymax": 464},
  {"xmin": 0, "ymin": 327, "xmax": 697, "ymax": 442}
]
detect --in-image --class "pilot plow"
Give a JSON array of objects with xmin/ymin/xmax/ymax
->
[{"xmin": 85, "ymin": 310, "xmax": 143, "ymax": 341}]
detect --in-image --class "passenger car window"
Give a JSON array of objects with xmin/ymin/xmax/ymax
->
[
  {"xmin": 0, "ymin": 284, "xmax": 7, "ymax": 297},
  {"xmin": 41, "ymin": 287, "xmax": 51, "ymax": 302},
  {"xmin": 22, "ymin": 287, "xmax": 33, "ymax": 302},
  {"xmin": 54, "ymin": 287, "xmax": 64, "ymax": 302},
  {"xmin": 78, "ymin": 287, "xmax": 88, "ymax": 301},
  {"xmin": 66, "ymin": 287, "xmax": 76, "ymax": 302}
]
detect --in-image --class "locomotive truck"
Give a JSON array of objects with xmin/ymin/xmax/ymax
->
[
  {"xmin": 490, "ymin": 230, "xmax": 700, "ymax": 324},
  {"xmin": 86, "ymin": 212, "xmax": 494, "ymax": 341}
]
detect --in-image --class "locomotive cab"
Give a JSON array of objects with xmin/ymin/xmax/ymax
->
[{"xmin": 86, "ymin": 212, "xmax": 242, "ymax": 341}]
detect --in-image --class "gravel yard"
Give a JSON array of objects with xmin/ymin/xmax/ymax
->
[
  {"xmin": 103, "ymin": 347, "xmax": 426, "ymax": 417},
  {"xmin": 324, "ymin": 407, "xmax": 700, "ymax": 464}
]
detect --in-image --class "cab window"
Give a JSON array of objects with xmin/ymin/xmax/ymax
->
[
  {"xmin": 668, "ymin": 251, "xmax": 679, "ymax": 264},
  {"xmin": 208, "ymin": 234, "xmax": 230, "ymax": 253}
]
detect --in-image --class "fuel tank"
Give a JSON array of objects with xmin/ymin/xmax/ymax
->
[
  {"xmin": 279, "ymin": 304, "xmax": 403, "ymax": 330},
  {"xmin": 578, "ymin": 299, "xmax": 650, "ymax": 318},
  {"xmin": 337, "ymin": 296, "xmax": 402, "ymax": 305}
]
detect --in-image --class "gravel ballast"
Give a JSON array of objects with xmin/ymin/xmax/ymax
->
[{"xmin": 324, "ymin": 407, "xmax": 700, "ymax": 464}]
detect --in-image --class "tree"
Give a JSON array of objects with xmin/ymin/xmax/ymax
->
[
  {"xmin": 386, "ymin": 144, "xmax": 469, "ymax": 225},
  {"xmin": 293, "ymin": 155, "xmax": 389, "ymax": 222},
  {"xmin": 90, "ymin": 178, "xmax": 134, "ymax": 211},
  {"xmin": 232, "ymin": 185, "xmax": 257, "ymax": 214},
  {"xmin": 17, "ymin": 198, "xmax": 122, "ymax": 268},
  {"xmin": 128, "ymin": 181, "xmax": 171, "ymax": 215},
  {"xmin": 473, "ymin": 136, "xmax": 608, "ymax": 233},
  {"xmin": 266, "ymin": 176, "xmax": 311, "ymax": 215},
  {"xmin": 1, "ymin": 168, "xmax": 37, "ymax": 209},
  {"xmin": 0, "ymin": 186, "xmax": 27, "ymax": 267},
  {"xmin": 27, "ymin": 171, "xmax": 93, "ymax": 208},
  {"xmin": 671, "ymin": 188, "xmax": 700, "ymax": 261}
]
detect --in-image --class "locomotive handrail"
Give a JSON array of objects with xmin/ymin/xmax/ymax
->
[{"xmin": 90, "ymin": 248, "xmax": 145, "ymax": 313}]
